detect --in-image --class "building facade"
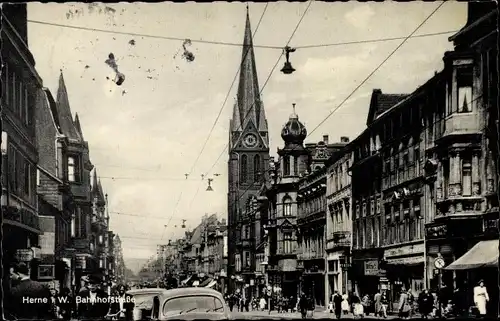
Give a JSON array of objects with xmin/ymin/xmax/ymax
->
[
  {"xmin": 297, "ymin": 135, "xmax": 346, "ymax": 307},
  {"xmin": 36, "ymin": 86, "xmax": 74, "ymax": 290},
  {"xmin": 264, "ymin": 109, "xmax": 309, "ymax": 300},
  {"xmin": 325, "ymin": 140, "xmax": 353, "ymax": 298},
  {"xmin": 424, "ymin": 2, "xmax": 498, "ymax": 316},
  {"xmin": 227, "ymin": 8, "xmax": 270, "ymax": 293},
  {"xmin": 1, "ymin": 3, "xmax": 43, "ymax": 288},
  {"xmin": 55, "ymin": 72, "xmax": 96, "ymax": 290}
]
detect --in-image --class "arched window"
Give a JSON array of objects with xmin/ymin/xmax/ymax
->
[
  {"xmin": 254, "ymin": 155, "xmax": 261, "ymax": 182},
  {"xmin": 283, "ymin": 196, "xmax": 292, "ymax": 217},
  {"xmin": 240, "ymin": 155, "xmax": 248, "ymax": 182}
]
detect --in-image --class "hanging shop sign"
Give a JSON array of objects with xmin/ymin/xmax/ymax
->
[
  {"xmin": 15, "ymin": 249, "xmax": 34, "ymax": 262},
  {"xmin": 75, "ymin": 255, "xmax": 87, "ymax": 269},
  {"xmin": 37, "ymin": 264, "xmax": 55, "ymax": 280},
  {"xmin": 364, "ymin": 260, "xmax": 379, "ymax": 276}
]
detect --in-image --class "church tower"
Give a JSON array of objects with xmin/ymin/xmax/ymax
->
[{"xmin": 227, "ymin": 7, "xmax": 270, "ymax": 288}]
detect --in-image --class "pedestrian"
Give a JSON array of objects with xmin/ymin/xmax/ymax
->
[
  {"xmin": 306, "ymin": 294, "xmax": 315, "ymax": 319},
  {"xmin": 473, "ymin": 280, "xmax": 489, "ymax": 317},
  {"xmin": 406, "ymin": 289, "xmax": 415, "ymax": 318},
  {"xmin": 57, "ymin": 287, "xmax": 76, "ymax": 320},
  {"xmin": 77, "ymin": 275, "xmax": 109, "ymax": 320},
  {"xmin": 398, "ymin": 288, "xmax": 411, "ymax": 319},
  {"xmin": 259, "ymin": 296, "xmax": 266, "ymax": 311},
  {"xmin": 341, "ymin": 293, "xmax": 350, "ymax": 316},
  {"xmin": 333, "ymin": 291, "xmax": 342, "ymax": 319},
  {"xmin": 108, "ymin": 284, "xmax": 135, "ymax": 321},
  {"xmin": 361, "ymin": 293, "xmax": 371, "ymax": 316},
  {"xmin": 374, "ymin": 290, "xmax": 382, "ymax": 317},
  {"xmin": 352, "ymin": 293, "xmax": 364, "ymax": 319},
  {"xmin": 7, "ymin": 262, "xmax": 53, "ymax": 320},
  {"xmin": 380, "ymin": 289, "xmax": 389, "ymax": 318},
  {"xmin": 418, "ymin": 289, "xmax": 434, "ymax": 319},
  {"xmin": 452, "ymin": 286, "xmax": 466, "ymax": 316},
  {"xmin": 299, "ymin": 292, "xmax": 308, "ymax": 319}
]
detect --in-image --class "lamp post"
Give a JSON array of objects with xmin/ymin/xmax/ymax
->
[{"xmin": 339, "ymin": 253, "xmax": 351, "ymax": 296}]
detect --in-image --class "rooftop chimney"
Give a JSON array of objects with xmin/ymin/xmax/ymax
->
[
  {"xmin": 340, "ymin": 136, "xmax": 350, "ymax": 143},
  {"xmin": 323, "ymin": 135, "xmax": 329, "ymax": 144}
]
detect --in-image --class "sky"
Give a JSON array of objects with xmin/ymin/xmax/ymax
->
[{"xmin": 27, "ymin": 2, "xmax": 467, "ymax": 263}]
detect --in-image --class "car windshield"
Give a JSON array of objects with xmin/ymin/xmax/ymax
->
[
  {"xmin": 131, "ymin": 293, "xmax": 158, "ymax": 310},
  {"xmin": 162, "ymin": 295, "xmax": 224, "ymax": 316}
]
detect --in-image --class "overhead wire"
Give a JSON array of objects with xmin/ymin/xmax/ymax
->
[
  {"xmin": 182, "ymin": 3, "xmax": 271, "ymax": 216},
  {"xmin": 27, "ymin": 19, "xmax": 458, "ymax": 50},
  {"xmin": 227, "ymin": 1, "xmax": 447, "ymax": 209},
  {"xmin": 203, "ymin": 1, "xmax": 449, "ymax": 180},
  {"xmin": 186, "ymin": 3, "xmax": 270, "ymax": 179}
]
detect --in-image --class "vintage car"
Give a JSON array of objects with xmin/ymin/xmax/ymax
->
[
  {"xmin": 146, "ymin": 287, "xmax": 231, "ymax": 320},
  {"xmin": 127, "ymin": 288, "xmax": 168, "ymax": 320}
]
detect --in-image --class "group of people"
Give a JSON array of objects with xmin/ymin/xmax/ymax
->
[
  {"xmin": 324, "ymin": 280, "xmax": 491, "ymax": 319},
  {"xmin": 5, "ymin": 262, "xmax": 136, "ymax": 321}
]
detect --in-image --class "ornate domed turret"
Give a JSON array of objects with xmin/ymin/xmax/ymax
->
[{"xmin": 281, "ymin": 103, "xmax": 307, "ymax": 146}]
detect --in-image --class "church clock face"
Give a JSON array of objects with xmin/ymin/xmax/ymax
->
[{"xmin": 243, "ymin": 134, "xmax": 257, "ymax": 148}]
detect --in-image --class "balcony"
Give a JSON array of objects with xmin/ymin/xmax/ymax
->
[{"xmin": 436, "ymin": 113, "xmax": 482, "ymax": 144}]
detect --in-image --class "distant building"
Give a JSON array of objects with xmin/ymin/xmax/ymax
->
[
  {"xmin": 325, "ymin": 140, "xmax": 353, "ymax": 297},
  {"xmin": 297, "ymin": 135, "xmax": 347, "ymax": 307}
]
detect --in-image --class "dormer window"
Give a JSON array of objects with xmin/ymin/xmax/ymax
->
[{"xmin": 457, "ymin": 66, "xmax": 473, "ymax": 113}]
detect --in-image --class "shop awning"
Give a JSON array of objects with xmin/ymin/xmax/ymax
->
[
  {"xmin": 444, "ymin": 240, "xmax": 499, "ymax": 270},
  {"xmin": 198, "ymin": 277, "xmax": 213, "ymax": 287},
  {"xmin": 205, "ymin": 280, "xmax": 217, "ymax": 288}
]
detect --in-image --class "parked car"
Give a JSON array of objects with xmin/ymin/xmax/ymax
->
[
  {"xmin": 148, "ymin": 287, "xmax": 231, "ymax": 320},
  {"xmin": 127, "ymin": 288, "xmax": 169, "ymax": 321}
]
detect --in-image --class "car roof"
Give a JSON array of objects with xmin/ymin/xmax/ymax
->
[
  {"xmin": 127, "ymin": 288, "xmax": 168, "ymax": 296},
  {"xmin": 160, "ymin": 287, "xmax": 223, "ymax": 299}
]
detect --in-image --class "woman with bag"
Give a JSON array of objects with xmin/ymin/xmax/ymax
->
[{"xmin": 398, "ymin": 288, "xmax": 411, "ymax": 319}]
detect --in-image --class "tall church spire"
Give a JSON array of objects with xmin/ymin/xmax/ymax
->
[{"xmin": 231, "ymin": 7, "xmax": 268, "ymax": 134}]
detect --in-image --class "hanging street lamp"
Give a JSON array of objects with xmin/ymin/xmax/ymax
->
[{"xmin": 281, "ymin": 46, "xmax": 297, "ymax": 75}]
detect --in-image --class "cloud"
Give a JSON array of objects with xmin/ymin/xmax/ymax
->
[{"xmin": 344, "ymin": 4, "xmax": 375, "ymax": 29}]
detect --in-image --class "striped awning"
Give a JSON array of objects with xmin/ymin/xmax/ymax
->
[
  {"xmin": 181, "ymin": 276, "xmax": 192, "ymax": 285},
  {"xmin": 205, "ymin": 280, "xmax": 217, "ymax": 288}
]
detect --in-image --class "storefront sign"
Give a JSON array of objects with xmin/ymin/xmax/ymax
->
[
  {"xmin": 364, "ymin": 260, "xmax": 379, "ymax": 276},
  {"xmin": 384, "ymin": 243, "xmax": 424, "ymax": 258},
  {"xmin": 75, "ymin": 255, "xmax": 86, "ymax": 269},
  {"xmin": 38, "ymin": 265, "xmax": 55, "ymax": 280},
  {"xmin": 15, "ymin": 249, "xmax": 34, "ymax": 262}
]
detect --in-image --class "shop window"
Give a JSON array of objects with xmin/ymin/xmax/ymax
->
[{"xmin": 457, "ymin": 67, "xmax": 473, "ymax": 113}]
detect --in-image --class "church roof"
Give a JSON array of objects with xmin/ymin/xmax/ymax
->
[
  {"xmin": 231, "ymin": 8, "xmax": 268, "ymax": 134},
  {"xmin": 56, "ymin": 71, "xmax": 83, "ymax": 142},
  {"xmin": 92, "ymin": 169, "xmax": 106, "ymax": 205}
]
